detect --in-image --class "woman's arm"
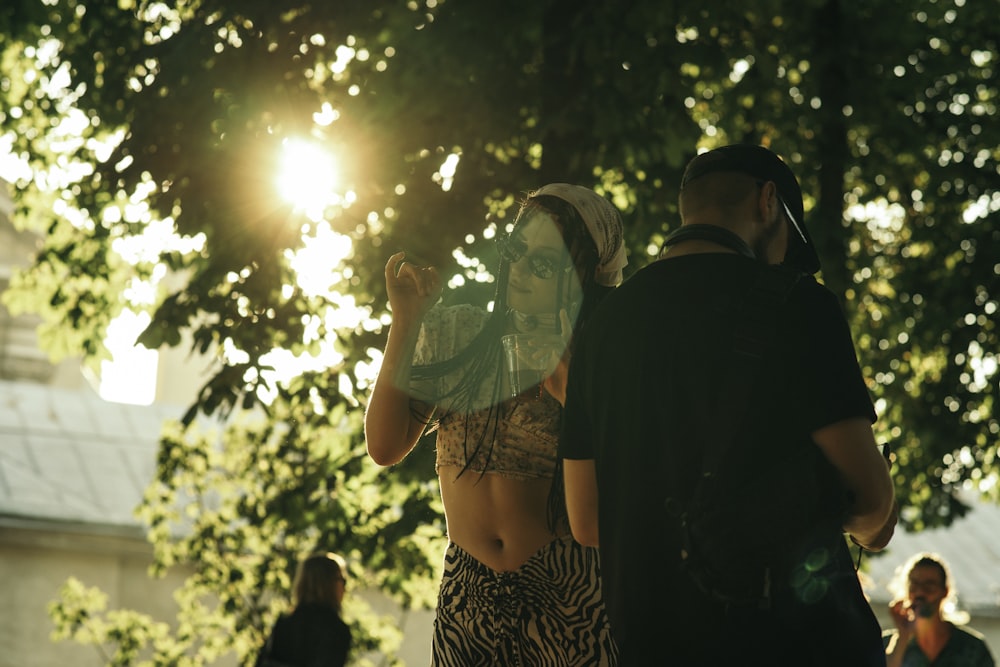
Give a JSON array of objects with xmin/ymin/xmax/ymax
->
[
  {"xmin": 563, "ymin": 458, "xmax": 600, "ymax": 547},
  {"xmin": 364, "ymin": 253, "xmax": 441, "ymax": 466},
  {"xmin": 364, "ymin": 320, "xmax": 434, "ymax": 465}
]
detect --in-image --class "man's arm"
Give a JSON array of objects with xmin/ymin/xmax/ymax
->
[
  {"xmin": 812, "ymin": 417, "xmax": 897, "ymax": 550},
  {"xmin": 563, "ymin": 458, "xmax": 600, "ymax": 547}
]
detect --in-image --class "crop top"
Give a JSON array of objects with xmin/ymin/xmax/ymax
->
[{"xmin": 412, "ymin": 304, "xmax": 561, "ymax": 481}]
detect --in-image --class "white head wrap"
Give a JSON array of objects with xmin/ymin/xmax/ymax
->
[{"xmin": 530, "ymin": 183, "xmax": 628, "ymax": 287}]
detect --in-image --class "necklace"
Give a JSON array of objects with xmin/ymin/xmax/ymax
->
[{"xmin": 510, "ymin": 309, "xmax": 557, "ymax": 333}]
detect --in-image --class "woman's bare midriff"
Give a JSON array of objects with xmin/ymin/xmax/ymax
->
[{"xmin": 437, "ymin": 464, "xmax": 567, "ymax": 572}]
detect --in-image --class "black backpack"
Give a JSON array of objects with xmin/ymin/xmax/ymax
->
[{"xmin": 665, "ymin": 264, "xmax": 804, "ymax": 609}]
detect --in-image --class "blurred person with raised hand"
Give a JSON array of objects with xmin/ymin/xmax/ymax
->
[{"xmin": 884, "ymin": 552, "xmax": 995, "ymax": 667}]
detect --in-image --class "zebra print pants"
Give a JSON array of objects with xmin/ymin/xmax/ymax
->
[{"xmin": 431, "ymin": 536, "xmax": 619, "ymax": 666}]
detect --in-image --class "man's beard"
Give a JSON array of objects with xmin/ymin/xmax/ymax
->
[
  {"xmin": 912, "ymin": 598, "xmax": 937, "ymax": 618},
  {"xmin": 752, "ymin": 215, "xmax": 784, "ymax": 262}
]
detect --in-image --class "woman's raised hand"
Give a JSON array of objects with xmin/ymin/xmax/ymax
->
[{"xmin": 385, "ymin": 251, "xmax": 442, "ymax": 324}]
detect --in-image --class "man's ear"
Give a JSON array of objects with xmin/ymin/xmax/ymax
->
[{"xmin": 757, "ymin": 180, "xmax": 780, "ymax": 222}]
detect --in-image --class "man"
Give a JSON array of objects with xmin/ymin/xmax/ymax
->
[
  {"xmin": 884, "ymin": 552, "xmax": 995, "ymax": 666},
  {"xmin": 559, "ymin": 144, "xmax": 898, "ymax": 664}
]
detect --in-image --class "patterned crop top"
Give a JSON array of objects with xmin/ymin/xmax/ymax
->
[{"xmin": 411, "ymin": 304, "xmax": 561, "ymax": 481}]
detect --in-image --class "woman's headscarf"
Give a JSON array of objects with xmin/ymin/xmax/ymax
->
[{"xmin": 530, "ymin": 183, "xmax": 627, "ymax": 287}]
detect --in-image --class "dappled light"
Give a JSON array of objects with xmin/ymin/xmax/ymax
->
[{"xmin": 2, "ymin": 0, "xmax": 998, "ymax": 662}]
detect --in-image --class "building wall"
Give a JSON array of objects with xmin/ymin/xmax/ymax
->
[
  {"xmin": 0, "ymin": 519, "xmax": 214, "ymax": 667},
  {"xmin": 0, "ymin": 517, "xmax": 436, "ymax": 666}
]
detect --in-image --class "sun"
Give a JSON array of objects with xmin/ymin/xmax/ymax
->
[{"xmin": 276, "ymin": 138, "xmax": 340, "ymax": 216}]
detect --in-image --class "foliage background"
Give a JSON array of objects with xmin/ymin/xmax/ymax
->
[{"xmin": 1, "ymin": 0, "xmax": 998, "ymax": 663}]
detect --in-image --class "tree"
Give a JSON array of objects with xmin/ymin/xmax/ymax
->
[
  {"xmin": 48, "ymin": 394, "xmax": 443, "ymax": 665},
  {"xmin": 2, "ymin": 0, "xmax": 998, "ymax": 663}
]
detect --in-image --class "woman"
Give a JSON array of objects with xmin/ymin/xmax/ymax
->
[
  {"xmin": 365, "ymin": 183, "xmax": 625, "ymax": 665},
  {"xmin": 256, "ymin": 552, "xmax": 351, "ymax": 667}
]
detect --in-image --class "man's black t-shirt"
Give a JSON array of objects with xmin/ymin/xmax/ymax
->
[{"xmin": 560, "ymin": 254, "xmax": 884, "ymax": 665}]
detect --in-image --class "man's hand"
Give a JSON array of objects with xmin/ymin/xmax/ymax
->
[
  {"xmin": 851, "ymin": 499, "xmax": 899, "ymax": 552},
  {"xmin": 889, "ymin": 599, "xmax": 915, "ymax": 630}
]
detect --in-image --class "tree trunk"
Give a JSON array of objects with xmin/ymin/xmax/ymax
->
[{"xmin": 813, "ymin": 0, "xmax": 851, "ymax": 305}]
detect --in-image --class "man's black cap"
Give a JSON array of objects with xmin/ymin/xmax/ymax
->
[{"xmin": 681, "ymin": 144, "xmax": 820, "ymax": 274}]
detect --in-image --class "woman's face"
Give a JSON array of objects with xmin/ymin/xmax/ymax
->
[{"xmin": 504, "ymin": 210, "xmax": 576, "ymax": 315}]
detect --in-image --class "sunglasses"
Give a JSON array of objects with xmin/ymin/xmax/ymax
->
[
  {"xmin": 907, "ymin": 578, "xmax": 943, "ymax": 593},
  {"xmin": 496, "ymin": 231, "xmax": 571, "ymax": 280}
]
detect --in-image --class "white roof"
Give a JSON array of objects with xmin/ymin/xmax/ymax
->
[{"xmin": 0, "ymin": 379, "xmax": 183, "ymax": 529}]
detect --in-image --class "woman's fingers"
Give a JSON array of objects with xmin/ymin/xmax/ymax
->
[
  {"xmin": 386, "ymin": 251, "xmax": 407, "ymax": 280},
  {"xmin": 403, "ymin": 262, "xmax": 436, "ymax": 297},
  {"xmin": 386, "ymin": 252, "xmax": 441, "ymax": 298},
  {"xmin": 420, "ymin": 266, "xmax": 442, "ymax": 298}
]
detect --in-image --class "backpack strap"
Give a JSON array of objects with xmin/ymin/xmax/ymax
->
[{"xmin": 661, "ymin": 224, "xmax": 756, "ymax": 260}]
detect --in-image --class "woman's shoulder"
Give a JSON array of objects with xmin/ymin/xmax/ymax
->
[
  {"xmin": 287, "ymin": 603, "xmax": 346, "ymax": 629},
  {"xmin": 416, "ymin": 303, "xmax": 491, "ymax": 364},
  {"xmin": 424, "ymin": 302, "xmax": 490, "ymax": 331},
  {"xmin": 293, "ymin": 601, "xmax": 341, "ymax": 617}
]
